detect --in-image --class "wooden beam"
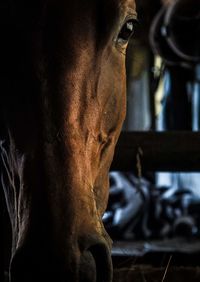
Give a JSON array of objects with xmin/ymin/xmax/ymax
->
[{"xmin": 111, "ymin": 131, "xmax": 200, "ymax": 172}]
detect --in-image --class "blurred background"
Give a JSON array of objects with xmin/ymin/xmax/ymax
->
[{"xmin": 104, "ymin": 1, "xmax": 200, "ymax": 280}]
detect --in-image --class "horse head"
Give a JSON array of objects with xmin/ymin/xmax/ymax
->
[{"xmin": 0, "ymin": 0, "xmax": 137, "ymax": 281}]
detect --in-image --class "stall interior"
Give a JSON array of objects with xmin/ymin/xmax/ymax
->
[{"xmin": 105, "ymin": 0, "xmax": 200, "ymax": 280}]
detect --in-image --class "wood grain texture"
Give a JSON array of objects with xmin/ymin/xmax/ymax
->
[{"xmin": 111, "ymin": 132, "xmax": 200, "ymax": 172}]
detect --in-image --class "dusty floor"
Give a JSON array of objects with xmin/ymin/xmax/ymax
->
[
  {"xmin": 113, "ymin": 266, "xmax": 200, "ymax": 282},
  {"xmin": 112, "ymin": 239, "xmax": 200, "ymax": 282}
]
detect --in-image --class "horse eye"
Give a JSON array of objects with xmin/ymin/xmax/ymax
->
[{"xmin": 117, "ymin": 19, "xmax": 136, "ymax": 45}]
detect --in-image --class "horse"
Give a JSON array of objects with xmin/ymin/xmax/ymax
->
[{"xmin": 0, "ymin": 0, "xmax": 137, "ymax": 281}]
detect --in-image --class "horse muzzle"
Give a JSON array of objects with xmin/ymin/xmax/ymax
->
[{"xmin": 9, "ymin": 234, "xmax": 112, "ymax": 282}]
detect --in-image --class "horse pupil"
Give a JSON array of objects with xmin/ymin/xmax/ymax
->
[{"xmin": 119, "ymin": 21, "xmax": 134, "ymax": 41}]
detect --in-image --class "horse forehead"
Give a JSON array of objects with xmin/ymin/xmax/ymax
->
[
  {"xmin": 65, "ymin": 0, "xmax": 136, "ymax": 15},
  {"xmin": 119, "ymin": 0, "xmax": 136, "ymax": 10},
  {"xmin": 11, "ymin": 0, "xmax": 136, "ymax": 26},
  {"xmin": 67, "ymin": 0, "xmax": 135, "ymax": 7},
  {"xmin": 89, "ymin": 0, "xmax": 136, "ymax": 13}
]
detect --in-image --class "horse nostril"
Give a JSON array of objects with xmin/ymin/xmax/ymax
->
[
  {"xmin": 79, "ymin": 251, "xmax": 96, "ymax": 282},
  {"xmin": 79, "ymin": 243, "xmax": 112, "ymax": 282},
  {"xmin": 89, "ymin": 244, "xmax": 113, "ymax": 282}
]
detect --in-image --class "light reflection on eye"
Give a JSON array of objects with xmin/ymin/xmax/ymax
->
[{"xmin": 117, "ymin": 19, "xmax": 137, "ymax": 46}]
